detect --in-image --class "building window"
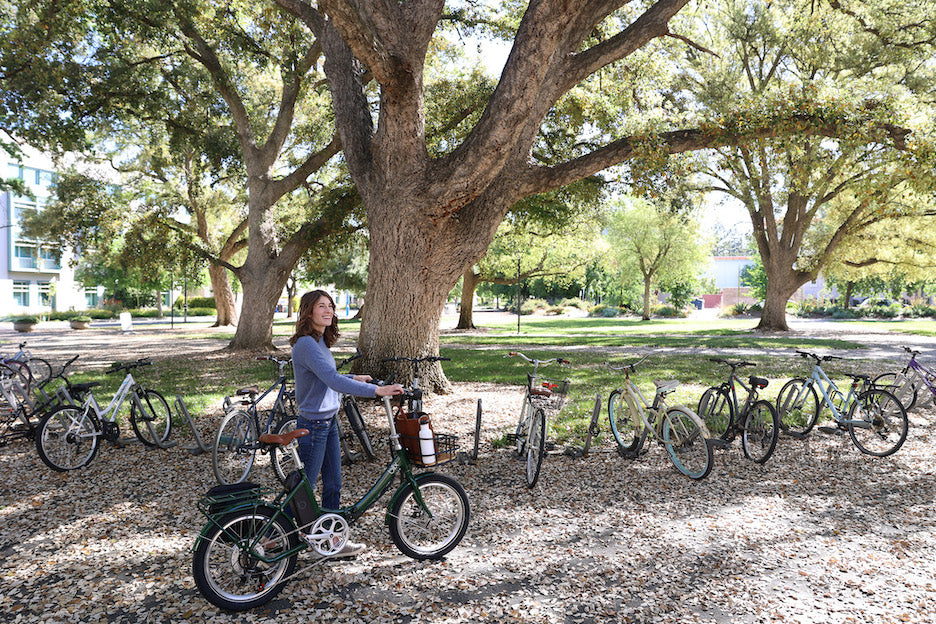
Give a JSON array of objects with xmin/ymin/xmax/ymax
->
[
  {"xmin": 14, "ymin": 245, "xmax": 36, "ymax": 270},
  {"xmin": 13, "ymin": 281, "xmax": 29, "ymax": 307},
  {"xmin": 40, "ymin": 247, "xmax": 60, "ymax": 270},
  {"xmin": 85, "ymin": 289, "xmax": 99, "ymax": 308},
  {"xmin": 38, "ymin": 281, "xmax": 54, "ymax": 308}
]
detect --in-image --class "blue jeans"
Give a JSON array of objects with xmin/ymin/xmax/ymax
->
[{"xmin": 296, "ymin": 415, "xmax": 342, "ymax": 510}]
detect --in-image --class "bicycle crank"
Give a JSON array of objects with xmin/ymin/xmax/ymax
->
[{"xmin": 300, "ymin": 513, "xmax": 350, "ymax": 557}]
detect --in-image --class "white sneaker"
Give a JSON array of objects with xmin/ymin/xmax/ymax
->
[{"xmin": 330, "ymin": 540, "xmax": 366, "ymax": 559}]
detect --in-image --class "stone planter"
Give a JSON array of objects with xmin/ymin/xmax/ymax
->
[
  {"xmin": 69, "ymin": 320, "xmax": 91, "ymax": 330},
  {"xmin": 13, "ymin": 321, "xmax": 37, "ymax": 332}
]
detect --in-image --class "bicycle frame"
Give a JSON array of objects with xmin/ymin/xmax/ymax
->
[
  {"xmin": 802, "ymin": 364, "xmax": 864, "ymax": 424},
  {"xmin": 621, "ymin": 378, "xmax": 671, "ymax": 439},
  {"xmin": 197, "ymin": 395, "xmax": 426, "ymax": 564},
  {"xmin": 901, "ymin": 356, "xmax": 936, "ymax": 397}
]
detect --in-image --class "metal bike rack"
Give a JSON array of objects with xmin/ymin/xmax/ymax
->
[
  {"xmin": 456, "ymin": 399, "xmax": 482, "ymax": 465},
  {"xmin": 174, "ymin": 394, "xmax": 213, "ymax": 454},
  {"xmin": 564, "ymin": 393, "xmax": 602, "ymax": 458}
]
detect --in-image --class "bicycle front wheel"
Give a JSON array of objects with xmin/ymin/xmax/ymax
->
[
  {"xmin": 213, "ymin": 410, "xmax": 259, "ymax": 485},
  {"xmin": 271, "ymin": 417, "xmax": 297, "ymax": 484},
  {"xmin": 697, "ymin": 386, "xmax": 734, "ymax": 441},
  {"xmin": 26, "ymin": 357, "xmax": 53, "ymax": 388},
  {"xmin": 344, "ymin": 397, "xmax": 376, "ymax": 459},
  {"xmin": 847, "ymin": 389, "xmax": 909, "ymax": 457},
  {"xmin": 872, "ymin": 372, "xmax": 918, "ymax": 412},
  {"xmin": 192, "ymin": 505, "xmax": 298, "ymax": 611},
  {"xmin": 130, "ymin": 389, "xmax": 173, "ymax": 447},
  {"xmin": 525, "ymin": 408, "xmax": 546, "ymax": 488},
  {"xmin": 776, "ymin": 378, "xmax": 820, "ymax": 435},
  {"xmin": 741, "ymin": 400, "xmax": 780, "ymax": 464},
  {"xmin": 661, "ymin": 407, "xmax": 713, "ymax": 480},
  {"xmin": 608, "ymin": 389, "xmax": 642, "ymax": 454},
  {"xmin": 36, "ymin": 406, "xmax": 99, "ymax": 471},
  {"xmin": 388, "ymin": 473, "xmax": 470, "ymax": 560}
]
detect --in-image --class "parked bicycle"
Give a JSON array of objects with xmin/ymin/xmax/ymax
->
[
  {"xmin": 506, "ymin": 351, "xmax": 571, "ymax": 487},
  {"xmin": 697, "ymin": 358, "xmax": 780, "ymax": 464},
  {"xmin": 607, "ymin": 355, "xmax": 714, "ymax": 480},
  {"xmin": 34, "ymin": 359, "xmax": 172, "ymax": 471},
  {"xmin": 776, "ymin": 350, "xmax": 909, "ymax": 457},
  {"xmin": 212, "ymin": 355, "xmax": 298, "ymax": 485},
  {"xmin": 873, "ymin": 346, "xmax": 936, "ymax": 411},
  {"xmin": 192, "ymin": 394, "xmax": 470, "ymax": 611},
  {"xmin": 3, "ymin": 341, "xmax": 52, "ymax": 390}
]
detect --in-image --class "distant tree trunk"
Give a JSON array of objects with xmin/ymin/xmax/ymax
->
[
  {"xmin": 209, "ymin": 264, "xmax": 238, "ymax": 326},
  {"xmin": 285, "ymin": 276, "xmax": 297, "ymax": 319},
  {"xmin": 843, "ymin": 281, "xmax": 854, "ymax": 309},
  {"xmin": 456, "ymin": 269, "xmax": 479, "ymax": 330},
  {"xmin": 642, "ymin": 275, "xmax": 653, "ymax": 321}
]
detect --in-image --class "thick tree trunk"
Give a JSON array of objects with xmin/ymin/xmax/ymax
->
[
  {"xmin": 756, "ymin": 271, "xmax": 808, "ymax": 331},
  {"xmin": 228, "ymin": 263, "xmax": 289, "ymax": 351},
  {"xmin": 456, "ymin": 269, "xmax": 479, "ymax": 330},
  {"xmin": 209, "ymin": 264, "xmax": 238, "ymax": 326}
]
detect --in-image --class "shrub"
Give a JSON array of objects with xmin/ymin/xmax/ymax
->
[
  {"xmin": 653, "ymin": 304, "xmax": 683, "ymax": 318},
  {"xmin": 11, "ymin": 316, "xmax": 39, "ymax": 324},
  {"xmin": 727, "ymin": 302, "xmax": 750, "ymax": 316},
  {"xmin": 545, "ymin": 305, "xmax": 565, "ymax": 315},
  {"xmin": 865, "ymin": 303, "xmax": 901, "ymax": 319},
  {"xmin": 71, "ymin": 316, "xmax": 92, "ymax": 323},
  {"xmin": 520, "ymin": 298, "xmax": 548, "ymax": 315},
  {"xmin": 748, "ymin": 303, "xmax": 763, "ymax": 314},
  {"xmin": 175, "ymin": 296, "xmax": 216, "ymax": 309},
  {"xmin": 559, "ymin": 298, "xmax": 590, "ymax": 310},
  {"xmin": 85, "ymin": 309, "xmax": 117, "ymax": 320},
  {"xmin": 907, "ymin": 304, "xmax": 936, "ymax": 318},
  {"xmin": 831, "ymin": 307, "xmax": 862, "ymax": 319}
]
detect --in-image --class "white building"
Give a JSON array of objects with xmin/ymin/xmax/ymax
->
[{"xmin": 1, "ymin": 142, "xmax": 89, "ymax": 316}]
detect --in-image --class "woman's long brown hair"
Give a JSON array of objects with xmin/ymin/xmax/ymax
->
[{"xmin": 289, "ymin": 290, "xmax": 340, "ymax": 348}]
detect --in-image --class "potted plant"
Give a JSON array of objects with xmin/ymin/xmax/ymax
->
[
  {"xmin": 69, "ymin": 315, "xmax": 92, "ymax": 330},
  {"xmin": 12, "ymin": 316, "xmax": 39, "ymax": 332}
]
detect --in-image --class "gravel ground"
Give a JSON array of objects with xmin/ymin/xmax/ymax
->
[{"xmin": 2, "ymin": 319, "xmax": 936, "ymax": 623}]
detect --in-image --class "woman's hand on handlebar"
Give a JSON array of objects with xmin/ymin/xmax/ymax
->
[
  {"xmin": 352, "ymin": 374, "xmax": 373, "ymax": 383},
  {"xmin": 375, "ymin": 383, "xmax": 404, "ymax": 397}
]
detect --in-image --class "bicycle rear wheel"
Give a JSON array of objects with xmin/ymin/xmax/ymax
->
[
  {"xmin": 776, "ymin": 378, "xmax": 820, "ymax": 436},
  {"xmin": 847, "ymin": 389, "xmax": 909, "ymax": 457},
  {"xmin": 608, "ymin": 389, "xmax": 642, "ymax": 455},
  {"xmin": 661, "ymin": 407, "xmax": 713, "ymax": 480},
  {"xmin": 514, "ymin": 398, "xmax": 532, "ymax": 457},
  {"xmin": 872, "ymin": 372, "xmax": 918, "ymax": 412},
  {"xmin": 25, "ymin": 357, "xmax": 52, "ymax": 388},
  {"xmin": 213, "ymin": 410, "xmax": 259, "ymax": 485},
  {"xmin": 697, "ymin": 386, "xmax": 734, "ymax": 441},
  {"xmin": 129, "ymin": 389, "xmax": 173, "ymax": 447},
  {"xmin": 741, "ymin": 400, "xmax": 779, "ymax": 464},
  {"xmin": 525, "ymin": 408, "xmax": 546, "ymax": 487},
  {"xmin": 36, "ymin": 406, "xmax": 100, "ymax": 471},
  {"xmin": 344, "ymin": 396, "xmax": 376, "ymax": 459},
  {"xmin": 192, "ymin": 505, "xmax": 298, "ymax": 611}
]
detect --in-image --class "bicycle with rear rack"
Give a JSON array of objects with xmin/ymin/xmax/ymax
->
[
  {"xmin": 192, "ymin": 385, "xmax": 469, "ymax": 611},
  {"xmin": 34, "ymin": 359, "xmax": 172, "ymax": 471},
  {"xmin": 697, "ymin": 358, "xmax": 780, "ymax": 464},
  {"xmin": 212, "ymin": 355, "xmax": 298, "ymax": 485},
  {"xmin": 607, "ymin": 355, "xmax": 714, "ymax": 480},
  {"xmin": 872, "ymin": 346, "xmax": 936, "ymax": 412},
  {"xmin": 505, "ymin": 351, "xmax": 571, "ymax": 487},
  {"xmin": 776, "ymin": 350, "xmax": 909, "ymax": 457}
]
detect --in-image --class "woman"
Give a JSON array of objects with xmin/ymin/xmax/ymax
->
[{"xmin": 290, "ymin": 290, "xmax": 403, "ymax": 558}]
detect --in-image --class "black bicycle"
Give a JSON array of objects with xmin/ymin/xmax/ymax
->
[{"xmin": 697, "ymin": 358, "xmax": 780, "ymax": 464}]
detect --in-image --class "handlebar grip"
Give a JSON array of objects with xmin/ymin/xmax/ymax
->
[
  {"xmin": 558, "ymin": 358, "xmax": 571, "ymax": 365},
  {"xmin": 508, "ymin": 352, "xmax": 518, "ymax": 356}
]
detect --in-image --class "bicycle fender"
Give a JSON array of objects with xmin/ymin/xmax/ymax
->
[
  {"xmin": 192, "ymin": 502, "xmax": 291, "ymax": 552},
  {"xmin": 384, "ymin": 472, "xmax": 434, "ymax": 526}
]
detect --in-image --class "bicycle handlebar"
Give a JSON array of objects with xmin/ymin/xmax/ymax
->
[
  {"xmin": 609, "ymin": 353, "xmax": 651, "ymax": 373},
  {"xmin": 507, "ymin": 352, "xmax": 570, "ymax": 366},
  {"xmin": 709, "ymin": 357, "xmax": 756, "ymax": 369},
  {"xmin": 381, "ymin": 356, "xmax": 451, "ymax": 364},
  {"xmin": 795, "ymin": 350, "xmax": 841, "ymax": 362}
]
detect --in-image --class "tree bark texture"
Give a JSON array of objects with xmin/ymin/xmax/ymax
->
[
  {"xmin": 208, "ymin": 264, "xmax": 238, "ymax": 327},
  {"xmin": 456, "ymin": 269, "xmax": 479, "ymax": 330}
]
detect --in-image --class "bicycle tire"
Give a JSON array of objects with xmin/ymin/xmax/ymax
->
[
  {"xmin": 36, "ymin": 406, "xmax": 100, "ymax": 471},
  {"xmin": 0, "ymin": 361, "xmax": 32, "ymax": 393},
  {"xmin": 129, "ymin": 389, "xmax": 173, "ymax": 447},
  {"xmin": 192, "ymin": 505, "xmax": 298, "ymax": 611},
  {"xmin": 661, "ymin": 406, "xmax": 713, "ymax": 480},
  {"xmin": 872, "ymin": 372, "xmax": 918, "ymax": 412},
  {"xmin": 25, "ymin": 357, "xmax": 53, "ymax": 388},
  {"xmin": 344, "ymin": 397, "xmax": 376, "ymax": 459},
  {"xmin": 525, "ymin": 408, "xmax": 546, "ymax": 488},
  {"xmin": 847, "ymin": 388, "xmax": 909, "ymax": 457},
  {"xmin": 213, "ymin": 410, "xmax": 259, "ymax": 485},
  {"xmin": 271, "ymin": 417, "xmax": 297, "ymax": 484},
  {"xmin": 608, "ymin": 389, "xmax": 642, "ymax": 455},
  {"xmin": 776, "ymin": 378, "xmax": 820, "ymax": 435},
  {"xmin": 697, "ymin": 386, "xmax": 735, "ymax": 442},
  {"xmin": 388, "ymin": 473, "xmax": 470, "ymax": 560},
  {"xmin": 741, "ymin": 400, "xmax": 779, "ymax": 464}
]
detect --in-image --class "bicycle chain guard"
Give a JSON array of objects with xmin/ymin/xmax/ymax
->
[{"xmin": 301, "ymin": 513, "xmax": 350, "ymax": 557}]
